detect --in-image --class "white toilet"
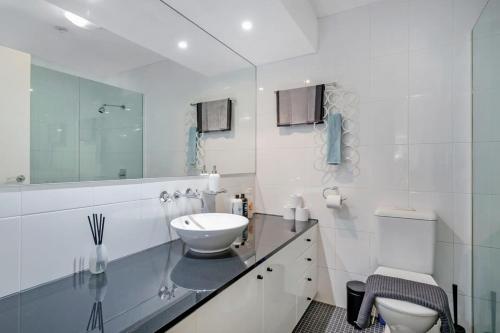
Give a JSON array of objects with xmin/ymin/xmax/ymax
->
[{"xmin": 373, "ymin": 208, "xmax": 439, "ymax": 333}]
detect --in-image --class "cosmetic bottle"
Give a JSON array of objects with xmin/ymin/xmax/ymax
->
[
  {"xmin": 208, "ymin": 165, "xmax": 220, "ymax": 193},
  {"xmin": 231, "ymin": 194, "xmax": 243, "ymax": 215},
  {"xmin": 200, "ymin": 165, "xmax": 208, "ymax": 176},
  {"xmin": 241, "ymin": 194, "xmax": 248, "ymax": 217},
  {"xmin": 245, "ymin": 188, "xmax": 254, "ymax": 218}
]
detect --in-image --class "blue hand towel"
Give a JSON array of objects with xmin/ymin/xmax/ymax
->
[
  {"xmin": 327, "ymin": 113, "xmax": 342, "ymax": 165},
  {"xmin": 187, "ymin": 127, "xmax": 198, "ymax": 166}
]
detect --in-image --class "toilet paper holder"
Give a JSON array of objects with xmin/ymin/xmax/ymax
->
[{"xmin": 322, "ymin": 186, "xmax": 347, "ymax": 202}]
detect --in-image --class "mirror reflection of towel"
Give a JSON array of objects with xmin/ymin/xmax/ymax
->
[
  {"xmin": 187, "ymin": 127, "xmax": 198, "ymax": 166},
  {"xmin": 276, "ymin": 85, "xmax": 324, "ymax": 126},
  {"xmin": 196, "ymin": 98, "xmax": 232, "ymax": 133}
]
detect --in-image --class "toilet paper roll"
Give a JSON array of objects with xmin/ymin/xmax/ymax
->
[
  {"xmin": 295, "ymin": 207, "xmax": 309, "ymax": 222},
  {"xmin": 288, "ymin": 194, "xmax": 303, "ymax": 208},
  {"xmin": 326, "ymin": 195, "xmax": 343, "ymax": 209},
  {"xmin": 283, "ymin": 206, "xmax": 295, "ymax": 220}
]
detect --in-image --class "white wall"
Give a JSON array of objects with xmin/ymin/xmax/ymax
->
[
  {"xmin": 108, "ymin": 59, "xmax": 204, "ymax": 178},
  {"xmin": 197, "ymin": 69, "xmax": 257, "ymax": 175},
  {"xmin": 110, "ymin": 59, "xmax": 256, "ymax": 178},
  {"xmin": 253, "ymin": 0, "xmax": 485, "ymax": 329},
  {"xmin": 0, "ymin": 45, "xmax": 30, "ymax": 184},
  {"xmin": 0, "ymin": 174, "xmax": 254, "ymax": 298}
]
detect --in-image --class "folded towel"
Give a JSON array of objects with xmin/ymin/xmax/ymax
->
[
  {"xmin": 327, "ymin": 113, "xmax": 342, "ymax": 165},
  {"xmin": 196, "ymin": 98, "xmax": 232, "ymax": 133},
  {"xmin": 276, "ymin": 85, "xmax": 324, "ymax": 126},
  {"xmin": 187, "ymin": 126, "xmax": 198, "ymax": 166},
  {"xmin": 356, "ymin": 274, "xmax": 455, "ymax": 333}
]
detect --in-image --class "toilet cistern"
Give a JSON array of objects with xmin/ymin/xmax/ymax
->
[{"xmin": 373, "ymin": 207, "xmax": 439, "ymax": 333}]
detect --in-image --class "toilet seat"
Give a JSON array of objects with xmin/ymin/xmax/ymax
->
[{"xmin": 374, "ymin": 266, "xmax": 438, "ymax": 317}]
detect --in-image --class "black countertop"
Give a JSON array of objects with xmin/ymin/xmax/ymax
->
[{"xmin": 0, "ymin": 213, "xmax": 317, "ymax": 333}]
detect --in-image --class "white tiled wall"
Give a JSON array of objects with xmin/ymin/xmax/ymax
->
[
  {"xmin": 254, "ymin": 0, "xmax": 486, "ymax": 329},
  {"xmin": 0, "ymin": 174, "xmax": 254, "ymax": 298}
]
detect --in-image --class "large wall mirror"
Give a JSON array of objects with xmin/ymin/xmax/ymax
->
[{"xmin": 0, "ymin": 0, "xmax": 256, "ymax": 185}]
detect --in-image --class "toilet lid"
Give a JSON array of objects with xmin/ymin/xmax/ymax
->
[{"xmin": 374, "ymin": 266, "xmax": 439, "ymax": 316}]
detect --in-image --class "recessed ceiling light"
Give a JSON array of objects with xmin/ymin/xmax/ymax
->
[
  {"xmin": 241, "ymin": 20, "xmax": 253, "ymax": 31},
  {"xmin": 178, "ymin": 40, "xmax": 188, "ymax": 49},
  {"xmin": 64, "ymin": 11, "xmax": 93, "ymax": 29},
  {"xmin": 258, "ymin": 87, "xmax": 264, "ymax": 91},
  {"xmin": 305, "ymin": 79, "xmax": 311, "ymax": 84}
]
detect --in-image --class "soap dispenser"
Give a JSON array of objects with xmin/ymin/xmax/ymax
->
[
  {"xmin": 200, "ymin": 165, "xmax": 208, "ymax": 176},
  {"xmin": 208, "ymin": 165, "xmax": 220, "ymax": 193}
]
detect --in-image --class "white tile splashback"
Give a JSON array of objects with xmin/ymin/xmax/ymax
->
[
  {"xmin": 21, "ymin": 207, "xmax": 94, "ymax": 289},
  {"xmin": 0, "ymin": 175, "xmax": 254, "ymax": 297},
  {"xmin": 0, "ymin": 187, "xmax": 21, "ymax": 218},
  {"xmin": 21, "ymin": 184, "xmax": 94, "ymax": 215}
]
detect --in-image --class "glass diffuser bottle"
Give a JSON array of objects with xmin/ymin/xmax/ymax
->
[{"xmin": 88, "ymin": 214, "xmax": 108, "ymax": 275}]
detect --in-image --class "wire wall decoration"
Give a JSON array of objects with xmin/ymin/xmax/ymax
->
[{"xmin": 313, "ymin": 82, "xmax": 360, "ymax": 184}]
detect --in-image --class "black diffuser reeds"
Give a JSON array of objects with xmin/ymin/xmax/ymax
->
[
  {"xmin": 86, "ymin": 301, "xmax": 104, "ymax": 332},
  {"xmin": 88, "ymin": 214, "xmax": 106, "ymax": 245}
]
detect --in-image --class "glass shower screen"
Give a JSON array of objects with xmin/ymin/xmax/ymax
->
[
  {"xmin": 30, "ymin": 65, "xmax": 143, "ymax": 183},
  {"xmin": 472, "ymin": 0, "xmax": 500, "ymax": 330}
]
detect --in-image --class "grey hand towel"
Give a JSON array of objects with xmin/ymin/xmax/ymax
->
[
  {"xmin": 356, "ymin": 274, "xmax": 455, "ymax": 333},
  {"xmin": 276, "ymin": 85, "xmax": 324, "ymax": 126},
  {"xmin": 196, "ymin": 98, "xmax": 232, "ymax": 133}
]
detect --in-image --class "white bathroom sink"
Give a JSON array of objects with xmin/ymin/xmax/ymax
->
[{"xmin": 171, "ymin": 213, "xmax": 249, "ymax": 253}]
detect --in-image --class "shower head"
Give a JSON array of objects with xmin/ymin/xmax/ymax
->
[{"xmin": 98, "ymin": 104, "xmax": 128, "ymax": 114}]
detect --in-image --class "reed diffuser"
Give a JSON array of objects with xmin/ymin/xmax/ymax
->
[{"xmin": 88, "ymin": 214, "xmax": 108, "ymax": 275}]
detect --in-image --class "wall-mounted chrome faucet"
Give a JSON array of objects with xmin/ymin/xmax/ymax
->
[
  {"xmin": 159, "ymin": 191, "xmax": 173, "ymax": 203},
  {"xmin": 182, "ymin": 188, "xmax": 204, "ymax": 208},
  {"xmin": 159, "ymin": 188, "xmax": 204, "ymax": 208}
]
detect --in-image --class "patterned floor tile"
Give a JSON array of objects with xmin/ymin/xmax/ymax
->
[{"xmin": 293, "ymin": 301, "xmax": 385, "ymax": 333}]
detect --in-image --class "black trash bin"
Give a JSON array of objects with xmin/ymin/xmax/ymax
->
[{"xmin": 346, "ymin": 280, "xmax": 366, "ymax": 328}]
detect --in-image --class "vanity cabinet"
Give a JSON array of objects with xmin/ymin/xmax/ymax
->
[
  {"xmin": 195, "ymin": 267, "xmax": 264, "ymax": 333},
  {"xmin": 263, "ymin": 249, "xmax": 297, "ymax": 333},
  {"xmin": 168, "ymin": 224, "xmax": 318, "ymax": 333}
]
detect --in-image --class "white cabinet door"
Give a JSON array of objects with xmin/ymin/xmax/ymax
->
[
  {"xmin": 263, "ymin": 249, "xmax": 298, "ymax": 333},
  {"xmin": 196, "ymin": 267, "xmax": 264, "ymax": 333},
  {"xmin": 296, "ymin": 264, "xmax": 318, "ymax": 322},
  {"xmin": 168, "ymin": 226, "xmax": 318, "ymax": 333}
]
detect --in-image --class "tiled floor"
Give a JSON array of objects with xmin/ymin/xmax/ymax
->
[{"xmin": 293, "ymin": 301, "xmax": 385, "ymax": 333}]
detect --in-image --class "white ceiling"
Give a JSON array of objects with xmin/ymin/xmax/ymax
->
[
  {"xmin": 0, "ymin": 0, "xmax": 165, "ymax": 80},
  {"xmin": 0, "ymin": 0, "xmax": 384, "ymax": 79},
  {"xmin": 46, "ymin": 0, "xmax": 253, "ymax": 76},
  {"xmin": 309, "ymin": 0, "xmax": 383, "ymax": 17},
  {"xmin": 164, "ymin": 0, "xmax": 319, "ymax": 65}
]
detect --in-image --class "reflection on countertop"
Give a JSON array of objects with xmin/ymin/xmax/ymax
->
[{"xmin": 0, "ymin": 214, "xmax": 316, "ymax": 333}]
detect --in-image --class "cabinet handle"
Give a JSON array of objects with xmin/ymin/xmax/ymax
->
[
  {"xmin": 267, "ymin": 267, "xmax": 273, "ymax": 272},
  {"xmin": 306, "ymin": 258, "xmax": 312, "ymax": 262},
  {"xmin": 307, "ymin": 277, "xmax": 312, "ymax": 282},
  {"xmin": 307, "ymin": 297, "xmax": 312, "ymax": 301},
  {"xmin": 306, "ymin": 238, "xmax": 311, "ymax": 242},
  {"xmin": 257, "ymin": 275, "xmax": 264, "ymax": 280}
]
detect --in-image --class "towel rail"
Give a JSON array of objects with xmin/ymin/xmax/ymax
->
[
  {"xmin": 190, "ymin": 99, "xmax": 234, "ymax": 106},
  {"xmin": 312, "ymin": 82, "xmax": 360, "ymax": 179}
]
